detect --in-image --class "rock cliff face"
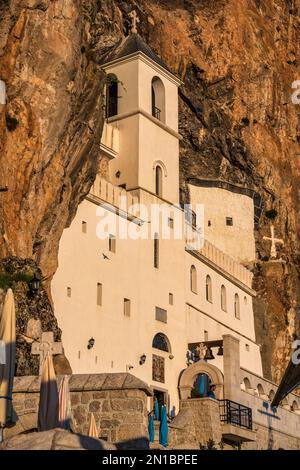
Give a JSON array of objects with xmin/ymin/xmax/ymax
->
[{"xmin": 0, "ymin": 0, "xmax": 299, "ymax": 381}]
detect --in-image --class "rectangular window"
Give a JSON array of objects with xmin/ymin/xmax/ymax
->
[
  {"xmin": 109, "ymin": 234, "xmax": 116, "ymax": 253},
  {"xmin": 124, "ymin": 298, "xmax": 131, "ymax": 317},
  {"xmin": 226, "ymin": 217, "xmax": 233, "ymax": 226},
  {"xmin": 154, "ymin": 235, "xmax": 159, "ymax": 268},
  {"xmin": 155, "ymin": 306, "xmax": 167, "ymax": 323},
  {"xmin": 204, "ymin": 330, "xmax": 208, "ymax": 342},
  {"xmin": 97, "ymin": 283, "xmax": 102, "ymax": 306},
  {"xmin": 245, "ymin": 344, "xmax": 250, "ymax": 352},
  {"xmin": 82, "ymin": 221, "xmax": 87, "ymax": 233},
  {"xmin": 168, "ymin": 217, "xmax": 174, "ymax": 229},
  {"xmin": 67, "ymin": 287, "xmax": 71, "ymax": 297},
  {"xmin": 169, "ymin": 293, "xmax": 174, "ymax": 305}
]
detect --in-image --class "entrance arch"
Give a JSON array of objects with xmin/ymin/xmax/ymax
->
[{"xmin": 178, "ymin": 361, "xmax": 224, "ymax": 400}]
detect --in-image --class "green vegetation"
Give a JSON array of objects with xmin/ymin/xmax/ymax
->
[{"xmin": 0, "ymin": 271, "xmax": 34, "ymax": 289}]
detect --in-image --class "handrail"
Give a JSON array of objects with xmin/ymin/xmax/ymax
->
[{"xmin": 219, "ymin": 398, "xmax": 252, "ymax": 430}]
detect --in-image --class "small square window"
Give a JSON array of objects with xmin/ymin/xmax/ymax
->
[
  {"xmin": 124, "ymin": 298, "xmax": 131, "ymax": 317},
  {"xmin": 169, "ymin": 293, "xmax": 174, "ymax": 305},
  {"xmin": 226, "ymin": 217, "xmax": 233, "ymax": 226},
  {"xmin": 82, "ymin": 221, "xmax": 87, "ymax": 233},
  {"xmin": 109, "ymin": 234, "xmax": 116, "ymax": 253},
  {"xmin": 67, "ymin": 287, "xmax": 71, "ymax": 297}
]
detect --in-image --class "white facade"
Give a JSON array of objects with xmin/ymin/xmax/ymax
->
[
  {"xmin": 188, "ymin": 184, "xmax": 256, "ymax": 263},
  {"xmin": 52, "ymin": 35, "xmax": 263, "ymax": 412}
]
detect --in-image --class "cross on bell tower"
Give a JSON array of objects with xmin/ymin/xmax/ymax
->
[{"xmin": 129, "ymin": 10, "xmax": 140, "ymax": 34}]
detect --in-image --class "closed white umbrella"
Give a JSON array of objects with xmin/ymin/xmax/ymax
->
[
  {"xmin": 38, "ymin": 354, "xmax": 59, "ymax": 431},
  {"xmin": 58, "ymin": 375, "xmax": 72, "ymax": 430},
  {"xmin": 0, "ymin": 288, "xmax": 16, "ymax": 442},
  {"xmin": 88, "ymin": 412, "xmax": 98, "ymax": 438}
]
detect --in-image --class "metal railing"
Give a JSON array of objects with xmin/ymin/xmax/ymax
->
[
  {"xmin": 152, "ymin": 106, "xmax": 161, "ymax": 120},
  {"xmin": 219, "ymin": 399, "xmax": 252, "ymax": 430}
]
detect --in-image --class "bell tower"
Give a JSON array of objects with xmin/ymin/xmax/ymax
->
[{"xmin": 101, "ymin": 33, "xmax": 182, "ymax": 204}]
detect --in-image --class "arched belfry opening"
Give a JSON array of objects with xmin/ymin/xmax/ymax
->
[
  {"xmin": 106, "ymin": 74, "xmax": 118, "ymax": 118},
  {"xmin": 179, "ymin": 361, "xmax": 224, "ymax": 400},
  {"xmin": 151, "ymin": 76, "xmax": 165, "ymax": 122}
]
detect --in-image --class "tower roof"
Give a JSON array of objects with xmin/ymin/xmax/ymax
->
[{"xmin": 101, "ymin": 33, "xmax": 175, "ymax": 77}]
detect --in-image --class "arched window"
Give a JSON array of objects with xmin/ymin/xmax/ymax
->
[
  {"xmin": 243, "ymin": 377, "xmax": 252, "ymax": 391},
  {"xmin": 154, "ymin": 232, "xmax": 159, "ymax": 269},
  {"xmin": 206, "ymin": 275, "xmax": 212, "ymax": 303},
  {"xmin": 190, "ymin": 265, "xmax": 197, "ymax": 294},
  {"xmin": 292, "ymin": 400, "xmax": 299, "ymax": 412},
  {"xmin": 257, "ymin": 384, "xmax": 265, "ymax": 398},
  {"xmin": 152, "ymin": 333, "xmax": 170, "ymax": 353},
  {"xmin": 234, "ymin": 293, "xmax": 240, "ymax": 319},
  {"xmin": 151, "ymin": 76, "xmax": 165, "ymax": 122},
  {"xmin": 106, "ymin": 74, "xmax": 118, "ymax": 118},
  {"xmin": 155, "ymin": 165, "xmax": 163, "ymax": 197},
  {"xmin": 269, "ymin": 389, "xmax": 275, "ymax": 402},
  {"xmin": 221, "ymin": 285, "xmax": 227, "ymax": 312},
  {"xmin": 281, "ymin": 397, "xmax": 290, "ymax": 410},
  {"xmin": 191, "ymin": 373, "xmax": 211, "ymax": 398}
]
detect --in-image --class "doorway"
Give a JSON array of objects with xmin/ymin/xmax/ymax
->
[{"xmin": 153, "ymin": 388, "xmax": 168, "ymax": 417}]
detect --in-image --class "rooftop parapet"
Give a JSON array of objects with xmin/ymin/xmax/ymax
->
[
  {"xmin": 190, "ymin": 239, "xmax": 253, "ymax": 289},
  {"xmin": 100, "ymin": 121, "xmax": 119, "ymax": 158},
  {"xmin": 89, "ymin": 175, "xmax": 139, "ymax": 218}
]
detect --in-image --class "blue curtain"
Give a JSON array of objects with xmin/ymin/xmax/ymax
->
[
  {"xmin": 196, "ymin": 374, "xmax": 209, "ymax": 396},
  {"xmin": 198, "ymin": 374, "xmax": 206, "ymax": 395}
]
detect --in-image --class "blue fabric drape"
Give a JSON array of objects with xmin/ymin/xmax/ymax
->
[
  {"xmin": 148, "ymin": 414, "xmax": 155, "ymax": 443},
  {"xmin": 154, "ymin": 398, "xmax": 160, "ymax": 420},
  {"xmin": 159, "ymin": 405, "xmax": 168, "ymax": 447}
]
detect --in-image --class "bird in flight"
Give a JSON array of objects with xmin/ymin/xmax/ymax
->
[{"xmin": 102, "ymin": 253, "xmax": 110, "ymax": 260}]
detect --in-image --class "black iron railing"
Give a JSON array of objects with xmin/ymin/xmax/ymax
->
[
  {"xmin": 219, "ymin": 399, "xmax": 252, "ymax": 430},
  {"xmin": 152, "ymin": 106, "xmax": 161, "ymax": 120}
]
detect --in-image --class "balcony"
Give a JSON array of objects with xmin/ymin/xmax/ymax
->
[
  {"xmin": 152, "ymin": 106, "xmax": 161, "ymax": 121},
  {"xmin": 219, "ymin": 399, "xmax": 256, "ymax": 442},
  {"xmin": 100, "ymin": 121, "xmax": 119, "ymax": 159}
]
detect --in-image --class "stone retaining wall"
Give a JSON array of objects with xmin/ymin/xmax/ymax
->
[
  {"xmin": 5, "ymin": 373, "xmax": 152, "ymax": 449},
  {"xmin": 169, "ymin": 398, "xmax": 222, "ymax": 449}
]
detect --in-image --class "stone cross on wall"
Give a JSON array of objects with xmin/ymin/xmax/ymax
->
[
  {"xmin": 31, "ymin": 332, "xmax": 63, "ymax": 374},
  {"xmin": 129, "ymin": 10, "xmax": 140, "ymax": 34},
  {"xmin": 263, "ymin": 224, "xmax": 284, "ymax": 259}
]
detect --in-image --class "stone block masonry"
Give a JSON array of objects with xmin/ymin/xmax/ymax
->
[
  {"xmin": 5, "ymin": 373, "xmax": 152, "ymax": 449},
  {"xmin": 169, "ymin": 398, "xmax": 222, "ymax": 448}
]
